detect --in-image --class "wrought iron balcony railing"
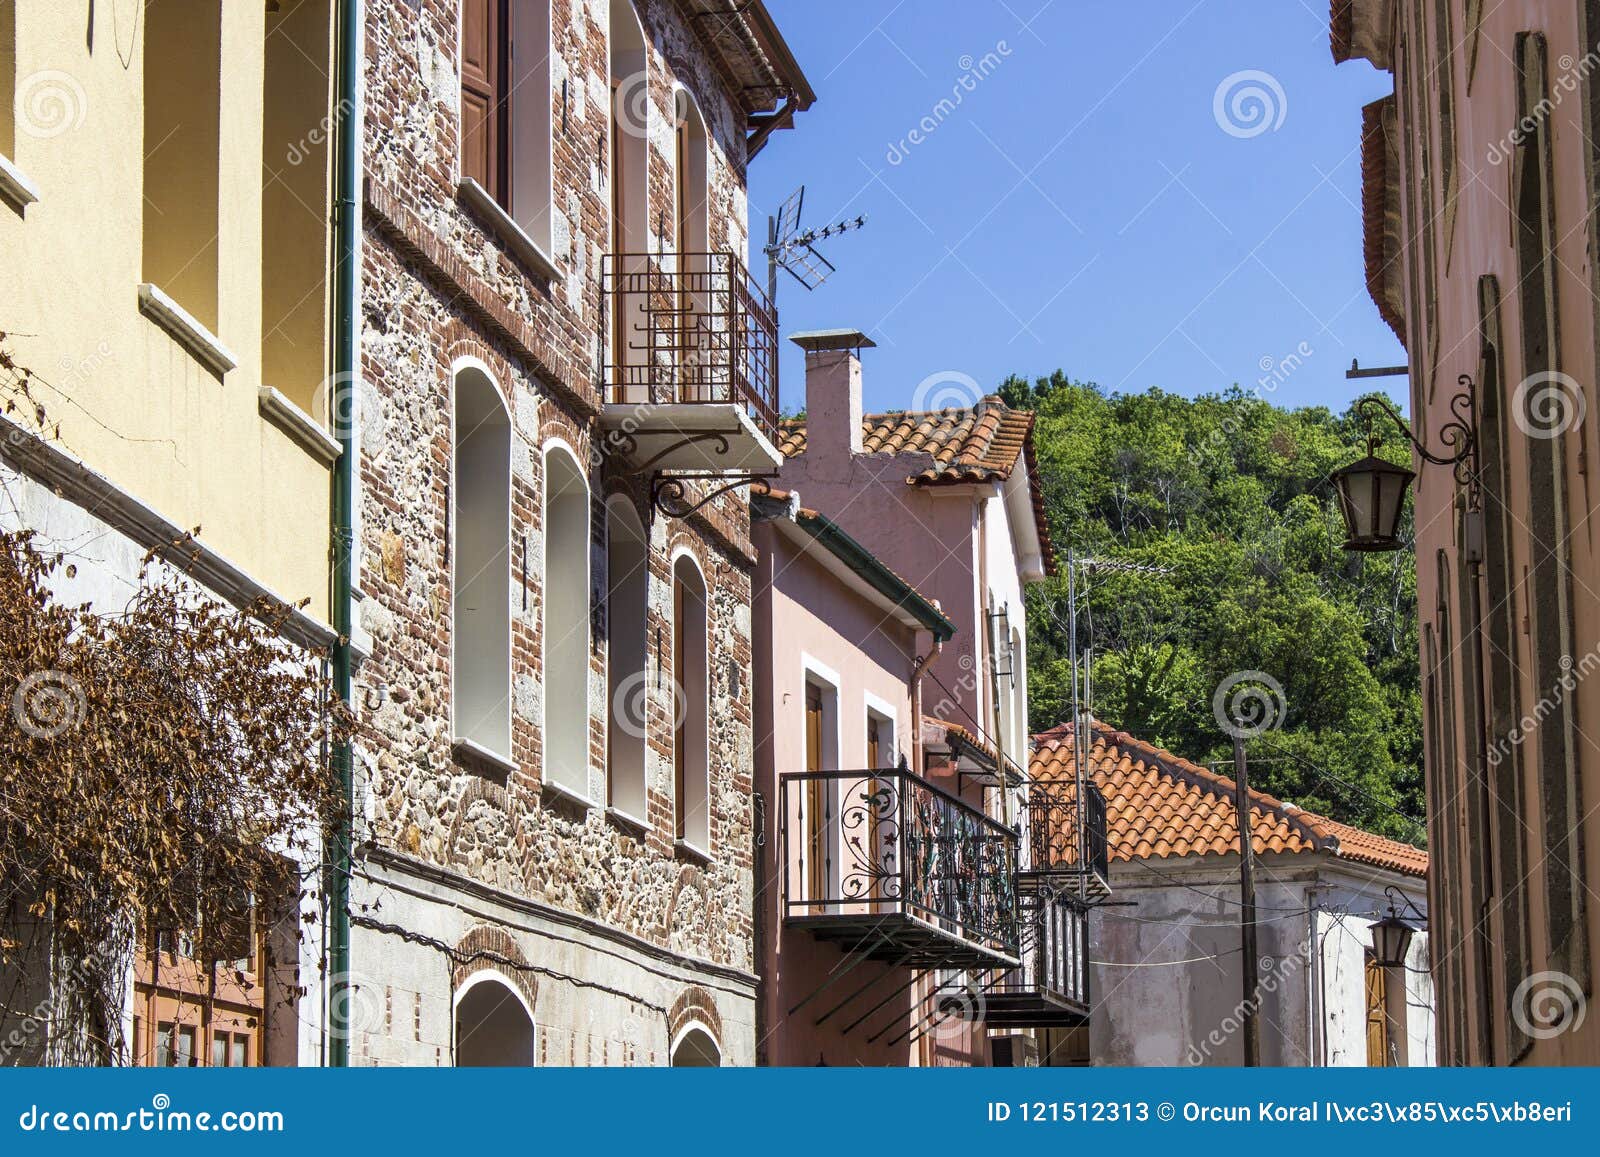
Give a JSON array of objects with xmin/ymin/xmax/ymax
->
[
  {"xmin": 600, "ymin": 251, "xmax": 780, "ymax": 442},
  {"xmin": 1024, "ymin": 779, "xmax": 1110, "ymax": 887},
  {"xmin": 980, "ymin": 874, "xmax": 1091, "ymax": 1027},
  {"xmin": 779, "ymin": 768, "xmax": 1020, "ymax": 969}
]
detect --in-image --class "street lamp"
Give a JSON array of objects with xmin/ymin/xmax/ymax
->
[
  {"xmin": 1331, "ymin": 454, "xmax": 1415, "ymax": 552},
  {"xmin": 1332, "ymin": 375, "xmax": 1479, "ymax": 553},
  {"xmin": 1369, "ymin": 887, "xmax": 1428, "ymax": 969}
]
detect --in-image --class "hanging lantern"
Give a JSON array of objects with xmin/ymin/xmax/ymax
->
[
  {"xmin": 1369, "ymin": 907, "xmax": 1417, "ymax": 969},
  {"xmin": 1331, "ymin": 454, "xmax": 1415, "ymax": 552}
]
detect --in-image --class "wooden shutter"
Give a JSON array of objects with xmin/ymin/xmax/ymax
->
[
  {"xmin": 460, "ymin": 0, "xmax": 508, "ymax": 203},
  {"xmin": 805, "ymin": 686, "xmax": 825, "ymax": 902},
  {"xmin": 1364, "ymin": 952, "xmax": 1391, "ymax": 1066}
]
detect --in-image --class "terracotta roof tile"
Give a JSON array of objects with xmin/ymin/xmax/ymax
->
[
  {"xmin": 778, "ymin": 395, "xmax": 1056, "ymax": 572},
  {"xmin": 1330, "ymin": 0, "xmax": 1354, "ymax": 63},
  {"xmin": 1361, "ymin": 96, "xmax": 1406, "ymax": 346},
  {"xmin": 1030, "ymin": 719, "xmax": 1427, "ymax": 878}
]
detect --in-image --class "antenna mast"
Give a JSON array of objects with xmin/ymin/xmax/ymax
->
[{"xmin": 763, "ymin": 185, "xmax": 867, "ymax": 303}]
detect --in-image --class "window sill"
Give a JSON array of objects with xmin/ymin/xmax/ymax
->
[
  {"xmin": 137, "ymin": 284, "xmax": 237, "ymax": 378},
  {"xmin": 674, "ymin": 838, "xmax": 713, "ymax": 866},
  {"xmin": 259, "ymin": 387, "xmax": 341, "ymax": 466},
  {"xmin": 451, "ymin": 737, "xmax": 518, "ymax": 780},
  {"xmin": 604, "ymin": 806, "xmax": 651, "ymax": 838},
  {"xmin": 456, "ymin": 178, "xmax": 563, "ymax": 282},
  {"xmin": 539, "ymin": 776, "xmax": 596, "ymax": 813},
  {"xmin": 0, "ymin": 153, "xmax": 40, "ymax": 213}
]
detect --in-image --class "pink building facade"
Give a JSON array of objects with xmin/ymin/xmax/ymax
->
[
  {"xmin": 757, "ymin": 331, "xmax": 1097, "ymax": 1066},
  {"xmin": 1333, "ymin": 0, "xmax": 1600, "ymax": 1064}
]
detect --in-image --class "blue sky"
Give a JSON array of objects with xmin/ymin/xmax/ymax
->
[{"xmin": 748, "ymin": 0, "xmax": 1406, "ymax": 418}]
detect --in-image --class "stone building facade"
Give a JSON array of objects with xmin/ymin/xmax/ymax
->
[{"xmin": 345, "ymin": 0, "xmax": 811, "ymax": 1066}]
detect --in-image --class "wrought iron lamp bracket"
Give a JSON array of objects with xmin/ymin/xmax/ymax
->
[
  {"xmin": 1354, "ymin": 374, "xmax": 1480, "ymax": 509},
  {"xmin": 1382, "ymin": 884, "xmax": 1429, "ymax": 927},
  {"xmin": 600, "ymin": 429, "xmax": 774, "ymax": 519},
  {"xmin": 650, "ymin": 471, "xmax": 776, "ymax": 519}
]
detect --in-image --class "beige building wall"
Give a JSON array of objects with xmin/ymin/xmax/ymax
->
[
  {"xmin": 1337, "ymin": 0, "xmax": 1600, "ymax": 1064},
  {"xmin": 0, "ymin": 1, "xmax": 335, "ymax": 623}
]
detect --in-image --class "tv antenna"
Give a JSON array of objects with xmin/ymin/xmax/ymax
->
[{"xmin": 763, "ymin": 186, "xmax": 867, "ymax": 302}]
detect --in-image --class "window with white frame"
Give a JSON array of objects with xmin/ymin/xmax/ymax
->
[
  {"xmin": 605, "ymin": 497, "xmax": 649, "ymax": 820},
  {"xmin": 452, "ymin": 364, "xmax": 512, "ymax": 760},
  {"xmin": 543, "ymin": 443, "xmax": 590, "ymax": 796},
  {"xmin": 673, "ymin": 553, "xmax": 709, "ymax": 849}
]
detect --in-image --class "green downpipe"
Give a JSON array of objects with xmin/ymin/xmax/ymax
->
[{"xmin": 326, "ymin": 0, "xmax": 359, "ymax": 1068}]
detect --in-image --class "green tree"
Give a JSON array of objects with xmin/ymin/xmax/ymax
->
[{"xmin": 1009, "ymin": 373, "xmax": 1423, "ymax": 842}]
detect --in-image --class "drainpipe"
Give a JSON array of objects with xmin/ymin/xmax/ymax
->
[
  {"xmin": 909, "ymin": 630, "xmax": 944, "ymax": 774},
  {"xmin": 326, "ymin": 0, "xmax": 360, "ymax": 1068}
]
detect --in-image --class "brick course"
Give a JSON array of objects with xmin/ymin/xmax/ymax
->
[{"xmin": 352, "ymin": 0, "xmax": 762, "ymax": 1064}]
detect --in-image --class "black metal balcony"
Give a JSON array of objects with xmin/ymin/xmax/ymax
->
[
  {"xmin": 979, "ymin": 875, "xmax": 1092, "ymax": 1028},
  {"xmin": 600, "ymin": 251, "xmax": 780, "ymax": 443},
  {"xmin": 1024, "ymin": 779, "xmax": 1111, "ymax": 894},
  {"xmin": 779, "ymin": 768, "xmax": 1020, "ymax": 969}
]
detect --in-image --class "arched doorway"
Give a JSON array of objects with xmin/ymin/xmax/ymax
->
[
  {"xmin": 669, "ymin": 1024, "xmax": 720, "ymax": 1067},
  {"xmin": 454, "ymin": 974, "xmax": 535, "ymax": 1066}
]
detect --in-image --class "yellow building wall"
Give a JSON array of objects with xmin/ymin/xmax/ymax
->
[{"xmin": 0, "ymin": 1, "xmax": 332, "ymax": 623}]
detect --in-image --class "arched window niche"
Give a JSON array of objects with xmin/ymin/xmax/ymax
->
[
  {"xmin": 451, "ymin": 361, "xmax": 512, "ymax": 765},
  {"xmin": 672, "ymin": 550, "xmax": 710, "ymax": 852},
  {"xmin": 605, "ymin": 497, "xmax": 649, "ymax": 821},
  {"xmin": 543, "ymin": 441, "xmax": 592, "ymax": 800},
  {"xmin": 454, "ymin": 973, "xmax": 535, "ymax": 1066}
]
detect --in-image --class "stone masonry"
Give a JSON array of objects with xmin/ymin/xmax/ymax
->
[{"xmin": 348, "ymin": 0, "xmax": 764, "ymax": 1066}]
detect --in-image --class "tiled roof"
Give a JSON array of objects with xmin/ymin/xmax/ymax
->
[
  {"xmin": 1330, "ymin": 0, "xmax": 1354, "ymax": 63},
  {"xmin": 777, "ymin": 395, "xmax": 1056, "ymax": 572},
  {"xmin": 1361, "ymin": 96, "xmax": 1406, "ymax": 347},
  {"xmin": 1030, "ymin": 719, "xmax": 1427, "ymax": 878}
]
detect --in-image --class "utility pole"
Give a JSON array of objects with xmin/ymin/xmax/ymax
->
[{"xmin": 1233, "ymin": 735, "xmax": 1261, "ymax": 1066}]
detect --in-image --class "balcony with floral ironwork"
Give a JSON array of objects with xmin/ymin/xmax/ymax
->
[
  {"xmin": 779, "ymin": 768, "xmax": 1020, "ymax": 970},
  {"xmin": 599, "ymin": 251, "xmax": 781, "ymax": 513}
]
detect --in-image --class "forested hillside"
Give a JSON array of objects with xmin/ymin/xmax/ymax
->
[{"xmin": 1005, "ymin": 372, "xmax": 1425, "ymax": 843}]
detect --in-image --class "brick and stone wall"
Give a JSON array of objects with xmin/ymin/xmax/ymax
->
[{"xmin": 351, "ymin": 0, "xmax": 760, "ymax": 1064}]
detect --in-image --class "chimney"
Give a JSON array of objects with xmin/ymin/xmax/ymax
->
[{"xmin": 790, "ymin": 329, "xmax": 875, "ymax": 462}]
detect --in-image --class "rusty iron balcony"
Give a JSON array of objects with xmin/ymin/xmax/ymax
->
[
  {"xmin": 1023, "ymin": 778, "xmax": 1111, "ymax": 896},
  {"xmin": 599, "ymin": 252, "xmax": 781, "ymax": 505},
  {"xmin": 779, "ymin": 767, "xmax": 1020, "ymax": 970}
]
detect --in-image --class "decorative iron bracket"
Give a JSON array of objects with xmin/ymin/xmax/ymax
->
[
  {"xmin": 600, "ymin": 428, "xmax": 773, "ymax": 519},
  {"xmin": 651, "ymin": 471, "xmax": 776, "ymax": 519},
  {"xmin": 605, "ymin": 429, "xmax": 732, "ymax": 474},
  {"xmin": 1354, "ymin": 373, "xmax": 1480, "ymax": 511}
]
